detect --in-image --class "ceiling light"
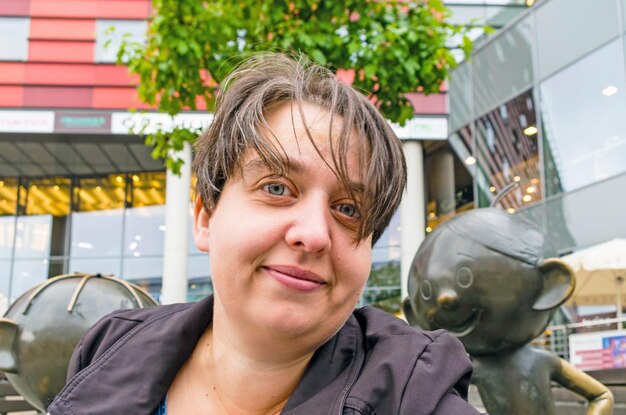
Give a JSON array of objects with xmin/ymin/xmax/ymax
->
[
  {"xmin": 53, "ymin": 185, "xmax": 59, "ymax": 191},
  {"xmin": 522, "ymin": 194, "xmax": 532, "ymax": 202},
  {"xmin": 425, "ymin": 226, "xmax": 432, "ymax": 233},
  {"xmin": 96, "ymin": 186, "xmax": 102, "ymax": 192},
  {"xmin": 464, "ymin": 156, "xmax": 476, "ymax": 165},
  {"xmin": 524, "ymin": 126, "xmax": 538, "ymax": 136},
  {"xmin": 429, "ymin": 212, "xmax": 436, "ymax": 218},
  {"xmin": 132, "ymin": 175, "xmax": 140, "ymax": 183},
  {"xmin": 526, "ymin": 0, "xmax": 535, "ymax": 6},
  {"xmin": 489, "ymin": 186, "xmax": 496, "ymax": 193},
  {"xmin": 116, "ymin": 175, "xmax": 123, "ymax": 184},
  {"xmin": 507, "ymin": 208, "xmax": 516, "ymax": 214},
  {"xmin": 603, "ymin": 86, "xmax": 618, "ymax": 96},
  {"xmin": 526, "ymin": 186, "xmax": 536, "ymax": 194},
  {"xmin": 513, "ymin": 176, "xmax": 521, "ymax": 182}
]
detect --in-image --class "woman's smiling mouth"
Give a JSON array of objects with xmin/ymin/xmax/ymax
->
[{"xmin": 263, "ymin": 265, "xmax": 326, "ymax": 292}]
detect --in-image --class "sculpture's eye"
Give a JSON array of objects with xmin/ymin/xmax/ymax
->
[
  {"xmin": 420, "ymin": 280, "xmax": 433, "ymax": 301},
  {"xmin": 456, "ymin": 267, "xmax": 474, "ymax": 288}
]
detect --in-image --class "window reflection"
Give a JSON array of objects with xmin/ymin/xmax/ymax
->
[
  {"xmin": 74, "ymin": 175, "xmax": 125, "ymax": 212},
  {"xmin": 0, "ymin": 260, "xmax": 10, "ymax": 314},
  {"xmin": 22, "ymin": 177, "xmax": 71, "ymax": 216},
  {"xmin": 0, "ymin": 178, "xmax": 18, "ymax": 260},
  {"xmin": 0, "ymin": 178, "xmax": 18, "ymax": 216},
  {"xmin": 130, "ymin": 172, "xmax": 165, "ymax": 208},
  {"xmin": 476, "ymin": 89, "xmax": 542, "ymax": 211},
  {"xmin": 541, "ymin": 39, "xmax": 626, "ymax": 195},
  {"xmin": 10, "ymin": 259, "xmax": 47, "ymax": 303},
  {"xmin": 425, "ymin": 143, "xmax": 475, "ymax": 231}
]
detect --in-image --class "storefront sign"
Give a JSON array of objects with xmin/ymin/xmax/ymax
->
[
  {"xmin": 391, "ymin": 117, "xmax": 448, "ymax": 140},
  {"xmin": 0, "ymin": 111, "xmax": 54, "ymax": 133},
  {"xmin": 569, "ymin": 329, "xmax": 626, "ymax": 370},
  {"xmin": 111, "ymin": 112, "xmax": 214, "ymax": 135},
  {"xmin": 54, "ymin": 112, "xmax": 111, "ymax": 133}
]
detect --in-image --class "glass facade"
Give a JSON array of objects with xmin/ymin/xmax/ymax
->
[{"xmin": 448, "ymin": 0, "xmax": 626, "ymax": 311}]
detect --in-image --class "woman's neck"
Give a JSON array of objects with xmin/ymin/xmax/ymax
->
[{"xmin": 168, "ymin": 323, "xmax": 314, "ymax": 415}]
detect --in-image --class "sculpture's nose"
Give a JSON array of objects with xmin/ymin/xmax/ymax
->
[{"xmin": 436, "ymin": 289, "xmax": 459, "ymax": 309}]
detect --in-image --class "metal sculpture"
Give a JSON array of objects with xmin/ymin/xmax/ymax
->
[
  {"xmin": 0, "ymin": 273, "xmax": 157, "ymax": 411},
  {"xmin": 403, "ymin": 208, "xmax": 614, "ymax": 415}
]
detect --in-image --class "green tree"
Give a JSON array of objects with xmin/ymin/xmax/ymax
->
[{"xmin": 119, "ymin": 0, "xmax": 471, "ymax": 173}]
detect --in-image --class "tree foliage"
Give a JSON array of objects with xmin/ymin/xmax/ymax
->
[{"xmin": 119, "ymin": 0, "xmax": 471, "ymax": 173}]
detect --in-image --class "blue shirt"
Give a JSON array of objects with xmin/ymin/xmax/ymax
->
[{"xmin": 154, "ymin": 396, "xmax": 166, "ymax": 415}]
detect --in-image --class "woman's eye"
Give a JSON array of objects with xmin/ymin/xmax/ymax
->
[
  {"xmin": 336, "ymin": 203, "xmax": 359, "ymax": 218},
  {"xmin": 263, "ymin": 183, "xmax": 287, "ymax": 196}
]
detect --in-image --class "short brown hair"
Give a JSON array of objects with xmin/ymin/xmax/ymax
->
[{"xmin": 193, "ymin": 52, "xmax": 406, "ymax": 244}]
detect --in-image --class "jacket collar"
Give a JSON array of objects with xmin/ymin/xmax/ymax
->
[{"xmin": 49, "ymin": 295, "xmax": 363, "ymax": 415}]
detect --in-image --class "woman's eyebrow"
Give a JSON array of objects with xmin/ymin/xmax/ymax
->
[{"xmin": 242, "ymin": 157, "xmax": 365, "ymax": 194}]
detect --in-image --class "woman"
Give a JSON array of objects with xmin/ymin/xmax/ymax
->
[{"xmin": 48, "ymin": 53, "xmax": 481, "ymax": 414}]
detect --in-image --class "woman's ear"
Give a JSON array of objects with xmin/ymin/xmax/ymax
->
[
  {"xmin": 532, "ymin": 258, "xmax": 576, "ymax": 311},
  {"xmin": 193, "ymin": 197, "xmax": 211, "ymax": 253}
]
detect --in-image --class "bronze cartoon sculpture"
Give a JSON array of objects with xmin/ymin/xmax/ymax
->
[
  {"xmin": 403, "ymin": 208, "xmax": 614, "ymax": 415},
  {"xmin": 0, "ymin": 273, "xmax": 156, "ymax": 411}
]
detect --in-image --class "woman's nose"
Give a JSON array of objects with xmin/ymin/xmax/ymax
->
[
  {"xmin": 284, "ymin": 197, "xmax": 332, "ymax": 254},
  {"xmin": 436, "ymin": 289, "xmax": 459, "ymax": 309}
]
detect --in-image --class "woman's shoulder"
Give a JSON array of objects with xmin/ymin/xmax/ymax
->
[{"xmin": 344, "ymin": 306, "xmax": 478, "ymax": 414}]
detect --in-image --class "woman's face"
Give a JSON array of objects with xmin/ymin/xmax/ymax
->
[{"xmin": 194, "ymin": 101, "xmax": 372, "ymax": 350}]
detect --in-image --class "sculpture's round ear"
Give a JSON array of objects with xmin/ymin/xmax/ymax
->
[
  {"xmin": 532, "ymin": 258, "xmax": 576, "ymax": 311},
  {"xmin": 0, "ymin": 317, "xmax": 19, "ymax": 373},
  {"xmin": 402, "ymin": 297, "xmax": 419, "ymax": 327}
]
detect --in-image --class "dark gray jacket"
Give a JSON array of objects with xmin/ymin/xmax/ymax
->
[{"xmin": 47, "ymin": 295, "xmax": 481, "ymax": 415}]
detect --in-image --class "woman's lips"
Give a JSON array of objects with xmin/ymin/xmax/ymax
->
[{"xmin": 263, "ymin": 265, "xmax": 325, "ymax": 292}]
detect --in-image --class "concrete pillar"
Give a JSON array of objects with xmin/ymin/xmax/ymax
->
[
  {"xmin": 400, "ymin": 140, "xmax": 425, "ymax": 302},
  {"xmin": 161, "ymin": 143, "xmax": 192, "ymax": 304},
  {"xmin": 429, "ymin": 148, "xmax": 455, "ymax": 216}
]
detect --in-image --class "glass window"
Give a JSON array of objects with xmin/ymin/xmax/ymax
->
[
  {"xmin": 95, "ymin": 19, "xmax": 147, "ymax": 63},
  {"xmin": 0, "ymin": 17, "xmax": 29, "ymax": 61},
  {"xmin": 0, "ymin": 178, "xmax": 18, "ymax": 260},
  {"xmin": 67, "ymin": 257, "xmax": 121, "ymax": 277},
  {"xmin": 473, "ymin": 13, "xmax": 534, "ymax": 116},
  {"xmin": 74, "ymin": 175, "xmax": 126, "ymax": 212},
  {"xmin": 0, "ymin": 260, "xmax": 10, "ymax": 314},
  {"xmin": 475, "ymin": 89, "xmax": 542, "ymax": 211},
  {"xmin": 122, "ymin": 256, "xmax": 163, "ymax": 281},
  {"xmin": 70, "ymin": 209, "xmax": 124, "ymax": 258},
  {"xmin": 70, "ymin": 174, "xmax": 125, "ymax": 278},
  {"xmin": 540, "ymin": 39, "xmax": 626, "ymax": 196},
  {"xmin": 425, "ymin": 146, "xmax": 475, "ymax": 232},
  {"xmin": 366, "ymin": 212, "xmax": 401, "ymax": 314},
  {"xmin": 130, "ymin": 172, "xmax": 165, "ymax": 208},
  {"xmin": 536, "ymin": 0, "xmax": 620, "ymax": 80},
  {"xmin": 449, "ymin": 63, "xmax": 473, "ymax": 132},
  {"xmin": 70, "ymin": 174, "xmax": 127, "ymax": 263},
  {"xmin": 623, "ymin": 1, "xmax": 626, "ymax": 34},
  {"xmin": 546, "ymin": 172, "xmax": 626, "ymax": 255},
  {"xmin": 21, "ymin": 177, "xmax": 71, "ymax": 217},
  {"xmin": 123, "ymin": 205, "xmax": 164, "ymax": 259},
  {"xmin": 447, "ymin": 3, "xmax": 527, "ymax": 28},
  {"xmin": 10, "ymin": 259, "xmax": 47, "ymax": 303},
  {"xmin": 13, "ymin": 215, "xmax": 52, "ymax": 260},
  {"xmin": 363, "ymin": 261, "xmax": 401, "ymax": 314}
]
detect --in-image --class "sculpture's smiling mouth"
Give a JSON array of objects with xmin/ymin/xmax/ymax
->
[{"xmin": 434, "ymin": 309, "xmax": 482, "ymax": 337}]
